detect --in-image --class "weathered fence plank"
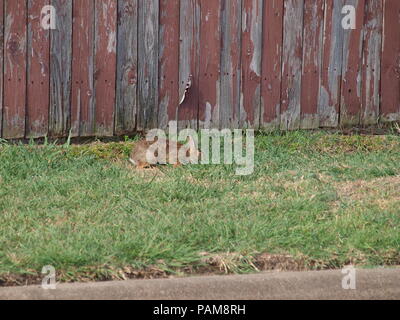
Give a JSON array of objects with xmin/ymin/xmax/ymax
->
[
  {"xmin": 179, "ymin": 0, "xmax": 200, "ymax": 130},
  {"xmin": 3, "ymin": 0, "xmax": 27, "ymax": 139},
  {"xmin": 94, "ymin": 0, "xmax": 117, "ymax": 136},
  {"xmin": 27, "ymin": 0, "xmax": 50, "ymax": 138},
  {"xmin": 137, "ymin": 0, "xmax": 159, "ymax": 130},
  {"xmin": 115, "ymin": 0, "xmax": 138, "ymax": 135},
  {"xmin": 281, "ymin": 0, "xmax": 304, "ymax": 130},
  {"xmin": 0, "ymin": 0, "xmax": 4, "ymax": 137},
  {"xmin": 198, "ymin": 0, "xmax": 222, "ymax": 129},
  {"xmin": 158, "ymin": 0, "xmax": 180, "ymax": 130},
  {"xmin": 300, "ymin": 0, "xmax": 324, "ymax": 129},
  {"xmin": 318, "ymin": 0, "xmax": 344, "ymax": 127},
  {"xmin": 261, "ymin": 0, "xmax": 283, "ymax": 131},
  {"xmin": 361, "ymin": 0, "xmax": 383, "ymax": 125},
  {"xmin": 220, "ymin": 0, "xmax": 242, "ymax": 129},
  {"xmin": 381, "ymin": 0, "xmax": 400, "ymax": 122},
  {"xmin": 340, "ymin": 0, "xmax": 365, "ymax": 127},
  {"xmin": 49, "ymin": 0, "xmax": 72, "ymax": 137},
  {"xmin": 240, "ymin": 0, "xmax": 263, "ymax": 129},
  {"xmin": 71, "ymin": 0, "xmax": 95, "ymax": 137}
]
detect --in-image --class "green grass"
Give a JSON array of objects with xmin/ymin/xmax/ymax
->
[{"xmin": 0, "ymin": 131, "xmax": 399, "ymax": 284}]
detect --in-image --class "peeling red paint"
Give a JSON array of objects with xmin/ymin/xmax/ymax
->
[
  {"xmin": 381, "ymin": 0, "xmax": 400, "ymax": 121},
  {"xmin": 261, "ymin": 0, "xmax": 283, "ymax": 128},
  {"xmin": 340, "ymin": 0, "xmax": 365, "ymax": 126},
  {"xmin": 361, "ymin": 0, "xmax": 383, "ymax": 125},
  {"xmin": 27, "ymin": 0, "xmax": 50, "ymax": 138},
  {"xmin": 3, "ymin": 0, "xmax": 27, "ymax": 139},
  {"xmin": 300, "ymin": 0, "xmax": 324, "ymax": 129},
  {"xmin": 0, "ymin": 1, "xmax": 398, "ymax": 139},
  {"xmin": 159, "ymin": 0, "xmax": 180, "ymax": 128},
  {"xmin": 94, "ymin": 0, "xmax": 117, "ymax": 136},
  {"xmin": 198, "ymin": 0, "xmax": 221, "ymax": 129},
  {"xmin": 241, "ymin": 0, "xmax": 262, "ymax": 128},
  {"xmin": 178, "ymin": 0, "xmax": 200, "ymax": 129},
  {"xmin": 71, "ymin": 0, "xmax": 95, "ymax": 136}
]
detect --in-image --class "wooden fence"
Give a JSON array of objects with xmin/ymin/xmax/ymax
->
[{"xmin": 0, "ymin": 0, "xmax": 399, "ymax": 139}]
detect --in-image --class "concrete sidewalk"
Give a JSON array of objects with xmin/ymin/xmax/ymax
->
[{"xmin": 0, "ymin": 268, "xmax": 399, "ymax": 300}]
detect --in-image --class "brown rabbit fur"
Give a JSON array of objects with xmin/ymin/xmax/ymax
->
[{"xmin": 129, "ymin": 137, "xmax": 200, "ymax": 169}]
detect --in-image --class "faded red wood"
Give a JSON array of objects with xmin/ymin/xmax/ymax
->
[
  {"xmin": 3, "ymin": 0, "xmax": 27, "ymax": 139},
  {"xmin": 27, "ymin": 0, "xmax": 50, "ymax": 138},
  {"xmin": 94, "ymin": 0, "xmax": 117, "ymax": 136},
  {"xmin": 158, "ymin": 0, "xmax": 180, "ymax": 130},
  {"xmin": 381, "ymin": 0, "xmax": 400, "ymax": 122},
  {"xmin": 0, "ymin": 0, "xmax": 4, "ymax": 137},
  {"xmin": 198, "ymin": 0, "xmax": 222, "ymax": 129},
  {"xmin": 220, "ymin": 0, "xmax": 242, "ymax": 129},
  {"xmin": 361, "ymin": 0, "xmax": 383, "ymax": 125},
  {"xmin": 71, "ymin": 0, "xmax": 95, "ymax": 136},
  {"xmin": 115, "ymin": 0, "xmax": 138, "ymax": 135},
  {"xmin": 340, "ymin": 0, "xmax": 365, "ymax": 127},
  {"xmin": 261, "ymin": 0, "xmax": 283, "ymax": 130},
  {"xmin": 300, "ymin": 0, "xmax": 324, "ymax": 129},
  {"xmin": 318, "ymin": 0, "xmax": 344, "ymax": 127},
  {"xmin": 281, "ymin": 0, "xmax": 304, "ymax": 130},
  {"xmin": 137, "ymin": 0, "xmax": 159, "ymax": 130},
  {"xmin": 179, "ymin": 0, "xmax": 200, "ymax": 129},
  {"xmin": 1, "ymin": 0, "xmax": 399, "ymax": 137},
  {"xmin": 49, "ymin": 0, "xmax": 73, "ymax": 137},
  {"xmin": 240, "ymin": 0, "xmax": 263, "ymax": 129}
]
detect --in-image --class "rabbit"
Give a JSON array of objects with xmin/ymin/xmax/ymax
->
[{"xmin": 129, "ymin": 136, "xmax": 201, "ymax": 169}]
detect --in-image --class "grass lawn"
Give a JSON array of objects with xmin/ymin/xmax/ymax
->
[{"xmin": 0, "ymin": 131, "xmax": 399, "ymax": 285}]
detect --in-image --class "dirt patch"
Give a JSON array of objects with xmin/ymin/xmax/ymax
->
[
  {"xmin": 253, "ymin": 253, "xmax": 307, "ymax": 271},
  {"xmin": 2, "ymin": 250, "xmax": 399, "ymax": 287},
  {"xmin": 0, "ymin": 252, "xmax": 307, "ymax": 287},
  {"xmin": 335, "ymin": 176, "xmax": 400, "ymax": 202},
  {"xmin": 0, "ymin": 273, "xmax": 42, "ymax": 288},
  {"xmin": 333, "ymin": 175, "xmax": 400, "ymax": 210}
]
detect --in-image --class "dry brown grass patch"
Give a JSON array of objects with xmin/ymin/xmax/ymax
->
[{"xmin": 335, "ymin": 176, "xmax": 400, "ymax": 201}]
